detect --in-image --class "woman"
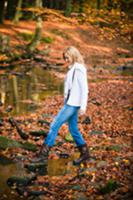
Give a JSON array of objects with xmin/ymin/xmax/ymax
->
[{"xmin": 33, "ymin": 46, "xmax": 90, "ymax": 165}]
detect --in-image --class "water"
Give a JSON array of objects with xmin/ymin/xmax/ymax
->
[
  {"xmin": 0, "ymin": 154, "xmax": 78, "ymax": 200},
  {"xmin": 0, "ymin": 64, "xmax": 132, "ymax": 117},
  {"xmin": 0, "ymin": 65, "xmax": 64, "ymax": 116},
  {"xmin": 0, "ymin": 156, "xmax": 26, "ymax": 200},
  {"xmin": 0, "ymin": 65, "xmax": 67, "ymax": 199}
]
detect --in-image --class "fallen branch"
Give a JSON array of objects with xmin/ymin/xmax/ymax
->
[{"xmin": 8, "ymin": 117, "xmax": 29, "ymax": 140}]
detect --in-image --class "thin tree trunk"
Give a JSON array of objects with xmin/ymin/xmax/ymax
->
[
  {"xmin": 42, "ymin": 0, "xmax": 46, "ymax": 7},
  {"xmin": 12, "ymin": 76, "xmax": 19, "ymax": 114},
  {"xmin": 13, "ymin": 0, "xmax": 23, "ymax": 24},
  {"xmin": 60, "ymin": 0, "xmax": 66, "ymax": 10},
  {"xmin": 0, "ymin": 0, "xmax": 6, "ymax": 24},
  {"xmin": 107, "ymin": 0, "xmax": 113, "ymax": 10},
  {"xmin": 50, "ymin": 0, "xmax": 54, "ymax": 9},
  {"xmin": 79, "ymin": 0, "xmax": 84, "ymax": 13},
  {"xmin": 27, "ymin": 0, "xmax": 43, "ymax": 51},
  {"xmin": 6, "ymin": 0, "xmax": 18, "ymax": 20},
  {"xmin": 97, "ymin": 0, "xmax": 101, "ymax": 9},
  {"xmin": 65, "ymin": 0, "xmax": 72, "ymax": 17},
  {"xmin": 55, "ymin": 0, "xmax": 59, "ymax": 10}
]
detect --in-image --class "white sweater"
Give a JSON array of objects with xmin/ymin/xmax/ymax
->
[{"xmin": 64, "ymin": 62, "xmax": 89, "ymax": 111}]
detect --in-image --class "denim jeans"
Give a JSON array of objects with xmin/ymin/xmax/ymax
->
[{"xmin": 44, "ymin": 103, "xmax": 86, "ymax": 147}]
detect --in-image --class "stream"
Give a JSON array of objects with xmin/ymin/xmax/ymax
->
[
  {"xmin": 0, "ymin": 65, "xmax": 64, "ymax": 116},
  {"xmin": 0, "ymin": 65, "xmax": 76, "ymax": 200}
]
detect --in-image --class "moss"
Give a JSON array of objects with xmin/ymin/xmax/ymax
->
[
  {"xmin": 99, "ymin": 180, "xmax": 119, "ymax": 194},
  {"xmin": 41, "ymin": 36, "xmax": 54, "ymax": 43},
  {"xmin": 0, "ymin": 136, "xmax": 37, "ymax": 151},
  {"xmin": 65, "ymin": 132, "xmax": 74, "ymax": 142},
  {"xmin": 105, "ymin": 145, "xmax": 121, "ymax": 151},
  {"xmin": 0, "ymin": 136, "xmax": 21, "ymax": 149},
  {"xmin": 20, "ymin": 141, "xmax": 37, "ymax": 152},
  {"xmin": 18, "ymin": 32, "xmax": 34, "ymax": 41}
]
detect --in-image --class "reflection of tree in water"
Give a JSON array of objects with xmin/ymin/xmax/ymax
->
[
  {"xmin": 0, "ymin": 67, "xmax": 63, "ymax": 116},
  {"xmin": 12, "ymin": 75, "xmax": 19, "ymax": 114},
  {"xmin": 0, "ymin": 75, "xmax": 6, "ymax": 105}
]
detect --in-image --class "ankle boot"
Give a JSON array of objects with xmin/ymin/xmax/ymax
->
[
  {"xmin": 31, "ymin": 144, "xmax": 50, "ymax": 163},
  {"xmin": 73, "ymin": 143, "xmax": 90, "ymax": 165}
]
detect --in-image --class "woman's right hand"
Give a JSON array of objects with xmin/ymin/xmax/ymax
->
[{"xmin": 79, "ymin": 108, "xmax": 86, "ymax": 116}]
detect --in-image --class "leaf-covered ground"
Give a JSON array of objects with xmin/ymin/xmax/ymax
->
[
  {"xmin": 0, "ymin": 8, "xmax": 133, "ymax": 69},
  {"xmin": 0, "ymin": 77, "xmax": 132, "ymax": 200},
  {"xmin": 0, "ymin": 9, "xmax": 133, "ymax": 200}
]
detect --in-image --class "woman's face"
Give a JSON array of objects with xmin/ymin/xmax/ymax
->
[{"xmin": 63, "ymin": 53, "xmax": 73, "ymax": 65}]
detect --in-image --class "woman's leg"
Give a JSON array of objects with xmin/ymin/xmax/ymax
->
[
  {"xmin": 68, "ymin": 110, "xmax": 91, "ymax": 165},
  {"xmin": 44, "ymin": 104, "xmax": 79, "ymax": 147},
  {"xmin": 68, "ymin": 111, "xmax": 85, "ymax": 146}
]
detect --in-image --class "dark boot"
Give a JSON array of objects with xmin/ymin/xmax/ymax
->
[
  {"xmin": 73, "ymin": 143, "xmax": 90, "ymax": 165},
  {"xmin": 31, "ymin": 144, "xmax": 50, "ymax": 163}
]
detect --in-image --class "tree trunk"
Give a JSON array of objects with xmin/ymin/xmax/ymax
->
[
  {"xmin": 6, "ymin": 0, "xmax": 18, "ymax": 20},
  {"xmin": 13, "ymin": 0, "xmax": 23, "ymax": 24},
  {"xmin": 97, "ymin": 0, "xmax": 101, "ymax": 10},
  {"xmin": 45, "ymin": 0, "xmax": 50, "ymax": 8},
  {"xmin": 55, "ymin": 0, "xmax": 59, "ymax": 10},
  {"xmin": 50, "ymin": 0, "xmax": 54, "ymax": 9},
  {"xmin": 27, "ymin": 0, "xmax": 43, "ymax": 51},
  {"xmin": 42, "ymin": 0, "xmax": 49, "ymax": 8},
  {"xmin": 65, "ymin": 0, "xmax": 72, "ymax": 17},
  {"xmin": 42, "ymin": 0, "xmax": 47, "ymax": 7},
  {"xmin": 0, "ymin": 0, "xmax": 6, "ymax": 24},
  {"xmin": 107, "ymin": 0, "xmax": 113, "ymax": 10},
  {"xmin": 59, "ymin": 0, "xmax": 66, "ymax": 10},
  {"xmin": 79, "ymin": 0, "xmax": 84, "ymax": 13}
]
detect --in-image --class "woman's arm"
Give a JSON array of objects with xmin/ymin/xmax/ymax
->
[{"xmin": 77, "ymin": 69, "xmax": 89, "ymax": 114}]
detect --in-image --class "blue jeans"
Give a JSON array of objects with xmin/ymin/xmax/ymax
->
[{"xmin": 44, "ymin": 104, "xmax": 85, "ymax": 147}]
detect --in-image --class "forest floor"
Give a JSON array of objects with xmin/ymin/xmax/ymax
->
[
  {"xmin": 0, "ymin": 11, "xmax": 133, "ymax": 68},
  {"xmin": 0, "ymin": 11, "xmax": 133, "ymax": 200}
]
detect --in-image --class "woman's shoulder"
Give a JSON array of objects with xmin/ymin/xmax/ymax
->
[{"xmin": 74, "ymin": 62, "xmax": 87, "ymax": 73}]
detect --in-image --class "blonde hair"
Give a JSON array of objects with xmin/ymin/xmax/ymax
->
[{"xmin": 63, "ymin": 46, "xmax": 84, "ymax": 64}]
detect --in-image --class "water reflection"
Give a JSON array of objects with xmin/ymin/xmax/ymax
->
[
  {"xmin": 48, "ymin": 154, "xmax": 78, "ymax": 176},
  {"xmin": 0, "ymin": 154, "xmax": 78, "ymax": 200},
  {"xmin": 0, "ymin": 156, "xmax": 26, "ymax": 200},
  {"xmin": 0, "ymin": 66, "xmax": 63, "ymax": 116}
]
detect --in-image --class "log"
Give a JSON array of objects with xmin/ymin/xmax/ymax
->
[
  {"xmin": 16, "ymin": 126, "xmax": 29, "ymax": 140},
  {"xmin": 30, "ymin": 130, "xmax": 48, "ymax": 137},
  {"xmin": 8, "ymin": 117, "xmax": 29, "ymax": 140}
]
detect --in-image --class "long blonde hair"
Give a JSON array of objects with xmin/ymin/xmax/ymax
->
[{"xmin": 63, "ymin": 46, "xmax": 84, "ymax": 64}]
